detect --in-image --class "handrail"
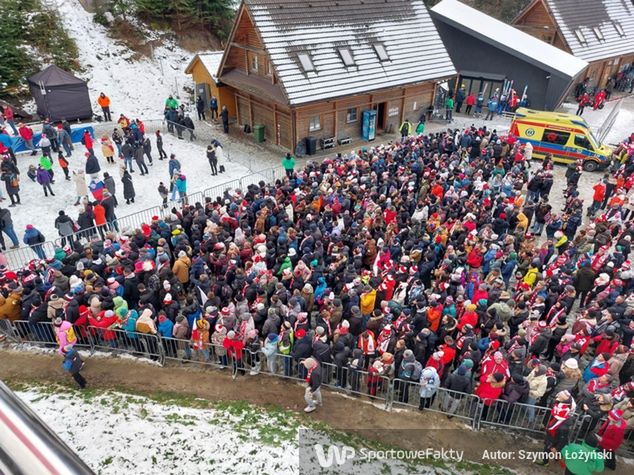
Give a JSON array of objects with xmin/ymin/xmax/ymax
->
[
  {"xmin": 1, "ymin": 319, "xmax": 632, "ymax": 457},
  {"xmin": 0, "ymin": 381, "xmax": 94, "ymax": 475},
  {"xmin": 1, "ymin": 164, "xmax": 286, "ymax": 271}
]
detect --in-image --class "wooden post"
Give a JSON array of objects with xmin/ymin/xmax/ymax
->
[
  {"xmin": 291, "ymin": 108, "xmax": 297, "ymax": 153},
  {"xmin": 333, "ymin": 101, "xmax": 338, "ymax": 139},
  {"xmin": 274, "ymin": 103, "xmax": 279, "ymax": 145},
  {"xmin": 249, "ymin": 95, "xmax": 254, "ymax": 126}
]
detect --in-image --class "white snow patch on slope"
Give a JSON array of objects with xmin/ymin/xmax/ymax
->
[{"xmin": 53, "ymin": 0, "xmax": 193, "ymax": 119}]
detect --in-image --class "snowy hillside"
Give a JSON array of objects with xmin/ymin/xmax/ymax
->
[{"xmin": 54, "ymin": 0, "xmax": 193, "ymax": 118}]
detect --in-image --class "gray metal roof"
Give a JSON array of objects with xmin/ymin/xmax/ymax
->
[
  {"xmin": 431, "ymin": 0, "xmax": 587, "ymax": 79},
  {"xmin": 243, "ymin": 0, "xmax": 456, "ymax": 106},
  {"xmin": 545, "ymin": 0, "xmax": 634, "ymax": 62}
]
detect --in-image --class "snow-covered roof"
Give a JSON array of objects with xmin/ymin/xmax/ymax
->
[
  {"xmin": 431, "ymin": 0, "xmax": 587, "ymax": 79},
  {"xmin": 185, "ymin": 52, "xmax": 224, "ymax": 82},
  {"xmin": 242, "ymin": 0, "xmax": 456, "ymax": 106},
  {"xmin": 545, "ymin": 0, "xmax": 634, "ymax": 63}
]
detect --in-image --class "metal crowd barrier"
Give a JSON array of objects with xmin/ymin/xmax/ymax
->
[
  {"xmin": 476, "ymin": 398, "xmax": 552, "ymax": 434},
  {"xmin": 3, "ymin": 318, "xmax": 633, "ymax": 456},
  {"xmin": 390, "ymin": 378, "xmax": 480, "ymax": 427},
  {"xmin": 8, "ymin": 320, "xmax": 163, "ymax": 365},
  {"xmin": 86, "ymin": 325, "xmax": 163, "ymax": 364}
]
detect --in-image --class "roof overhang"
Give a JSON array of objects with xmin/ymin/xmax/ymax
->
[{"xmin": 431, "ymin": 0, "xmax": 587, "ymax": 79}]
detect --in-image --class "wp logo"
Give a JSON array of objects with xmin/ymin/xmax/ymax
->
[{"xmin": 314, "ymin": 444, "xmax": 355, "ymax": 467}]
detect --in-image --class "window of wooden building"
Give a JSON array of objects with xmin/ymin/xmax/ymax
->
[
  {"xmin": 250, "ymin": 53, "xmax": 259, "ymax": 73},
  {"xmin": 346, "ymin": 108, "xmax": 358, "ymax": 123},
  {"xmin": 309, "ymin": 115, "xmax": 321, "ymax": 132}
]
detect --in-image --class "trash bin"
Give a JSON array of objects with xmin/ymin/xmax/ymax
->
[
  {"xmin": 253, "ymin": 124, "xmax": 265, "ymax": 143},
  {"xmin": 305, "ymin": 136, "xmax": 317, "ymax": 155}
]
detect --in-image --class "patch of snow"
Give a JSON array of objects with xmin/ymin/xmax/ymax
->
[
  {"xmin": 10, "ymin": 131, "xmax": 251, "ymax": 252},
  {"xmin": 15, "ymin": 386, "xmax": 452, "ymax": 474},
  {"xmin": 50, "ymin": 0, "xmax": 193, "ymax": 119},
  {"xmin": 560, "ymin": 96, "xmax": 634, "ymax": 145},
  {"xmin": 17, "ymin": 387, "xmax": 299, "ymax": 474}
]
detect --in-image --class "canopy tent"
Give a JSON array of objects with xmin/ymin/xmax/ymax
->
[{"xmin": 28, "ymin": 65, "xmax": 93, "ymax": 121}]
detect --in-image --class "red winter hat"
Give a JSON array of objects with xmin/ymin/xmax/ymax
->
[
  {"xmin": 608, "ymin": 409, "xmax": 624, "ymax": 421},
  {"xmin": 296, "ymin": 329, "xmax": 306, "ymax": 339}
]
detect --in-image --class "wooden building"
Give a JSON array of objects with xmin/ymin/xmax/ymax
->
[
  {"xmin": 216, "ymin": 0, "xmax": 456, "ymax": 152},
  {"xmin": 513, "ymin": 0, "xmax": 634, "ymax": 88},
  {"xmin": 185, "ymin": 52, "xmax": 236, "ymax": 118}
]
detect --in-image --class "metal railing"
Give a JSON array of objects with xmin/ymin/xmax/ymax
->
[
  {"xmin": 5, "ymin": 319, "xmax": 629, "ymax": 454},
  {"xmin": 390, "ymin": 378, "xmax": 480, "ymax": 426},
  {"xmin": 1, "ymin": 164, "xmax": 285, "ymax": 271}
]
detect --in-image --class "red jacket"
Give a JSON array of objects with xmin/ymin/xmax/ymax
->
[
  {"xmin": 480, "ymin": 358, "xmax": 510, "ymax": 382},
  {"xmin": 598, "ymin": 418, "xmax": 627, "ymax": 450},
  {"xmin": 593, "ymin": 183, "xmax": 606, "ymax": 202},
  {"xmin": 467, "ymin": 248, "xmax": 483, "ymax": 268},
  {"xmin": 594, "ymin": 336, "xmax": 619, "ymax": 357},
  {"xmin": 93, "ymin": 204, "xmax": 106, "ymax": 226},
  {"xmin": 475, "ymin": 379, "xmax": 505, "ymax": 405},
  {"xmin": 83, "ymin": 132, "xmax": 93, "ymax": 150},
  {"xmin": 439, "ymin": 343, "xmax": 456, "ymax": 367},
  {"xmin": 223, "ymin": 337, "xmax": 244, "ymax": 360},
  {"xmin": 19, "ymin": 125, "xmax": 33, "ymax": 141},
  {"xmin": 383, "ymin": 208, "xmax": 396, "ymax": 225},
  {"xmin": 457, "ymin": 311, "xmax": 478, "ymax": 331},
  {"xmin": 89, "ymin": 312, "xmax": 118, "ymax": 340}
]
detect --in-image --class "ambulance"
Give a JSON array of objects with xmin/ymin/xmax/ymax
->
[{"xmin": 509, "ymin": 108, "xmax": 612, "ymax": 171}]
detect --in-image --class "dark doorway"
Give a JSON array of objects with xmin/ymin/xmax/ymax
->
[{"xmin": 376, "ymin": 102, "xmax": 386, "ymax": 129}]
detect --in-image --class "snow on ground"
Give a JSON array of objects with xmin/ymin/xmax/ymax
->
[
  {"xmin": 15, "ymin": 385, "xmax": 451, "ymax": 475},
  {"xmin": 11, "ymin": 134, "xmax": 251, "ymax": 246},
  {"xmin": 17, "ymin": 386, "xmax": 298, "ymax": 474},
  {"xmin": 54, "ymin": 0, "xmax": 193, "ymax": 118},
  {"xmin": 561, "ymin": 95, "xmax": 634, "ymax": 145}
]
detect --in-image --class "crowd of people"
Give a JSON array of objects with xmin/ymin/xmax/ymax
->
[{"xmin": 1, "ymin": 102, "xmax": 634, "ymax": 473}]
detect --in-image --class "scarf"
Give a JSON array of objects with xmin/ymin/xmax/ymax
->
[
  {"xmin": 547, "ymin": 399, "xmax": 576, "ymax": 435},
  {"xmin": 306, "ymin": 365, "xmax": 315, "ymax": 383}
]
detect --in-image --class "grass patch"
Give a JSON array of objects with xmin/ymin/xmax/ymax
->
[{"xmin": 8, "ymin": 381, "xmax": 512, "ymax": 474}]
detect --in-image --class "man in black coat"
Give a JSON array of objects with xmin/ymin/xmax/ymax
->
[
  {"xmin": 221, "ymin": 106, "xmax": 229, "ymax": 134},
  {"xmin": 123, "ymin": 268, "xmax": 140, "ymax": 309},
  {"xmin": 441, "ymin": 364, "xmax": 474, "ymax": 417},
  {"xmin": 196, "ymin": 96, "xmax": 205, "ymax": 121},
  {"xmin": 182, "ymin": 115, "xmax": 195, "ymax": 141}
]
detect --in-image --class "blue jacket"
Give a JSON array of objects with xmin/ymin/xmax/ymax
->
[
  {"xmin": 168, "ymin": 159, "xmax": 181, "ymax": 177},
  {"xmin": 124, "ymin": 310, "xmax": 139, "ymax": 338},
  {"xmin": 23, "ymin": 227, "xmax": 45, "ymax": 246},
  {"xmin": 175, "ymin": 178, "xmax": 187, "ymax": 193},
  {"xmin": 158, "ymin": 318, "xmax": 174, "ymax": 338}
]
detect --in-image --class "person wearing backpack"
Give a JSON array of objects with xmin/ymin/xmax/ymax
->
[
  {"xmin": 399, "ymin": 119, "xmax": 412, "ymax": 139},
  {"xmin": 23, "ymin": 224, "xmax": 46, "ymax": 259},
  {"xmin": 61, "ymin": 345, "xmax": 87, "ymax": 389},
  {"xmin": 0, "ymin": 167, "xmax": 20, "ymax": 207},
  {"xmin": 396, "ymin": 349, "xmax": 422, "ymax": 404}
]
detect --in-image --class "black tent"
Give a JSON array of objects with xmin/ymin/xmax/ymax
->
[{"xmin": 28, "ymin": 65, "xmax": 93, "ymax": 121}]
